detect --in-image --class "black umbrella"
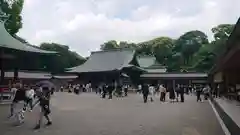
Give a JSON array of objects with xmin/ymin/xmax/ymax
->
[{"xmin": 36, "ymin": 80, "xmax": 55, "ymax": 91}]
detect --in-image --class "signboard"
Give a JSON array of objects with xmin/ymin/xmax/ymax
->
[
  {"xmin": 214, "ymin": 72, "xmax": 223, "ymax": 83},
  {"xmin": 191, "ymin": 80, "xmax": 207, "ymax": 84}
]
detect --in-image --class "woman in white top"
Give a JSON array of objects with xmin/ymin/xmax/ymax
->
[
  {"xmin": 159, "ymin": 85, "xmax": 166, "ymax": 102},
  {"xmin": 24, "ymin": 86, "xmax": 35, "ymax": 111},
  {"xmin": 149, "ymin": 85, "xmax": 155, "ymax": 102}
]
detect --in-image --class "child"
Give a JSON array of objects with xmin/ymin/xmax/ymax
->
[{"xmin": 24, "ymin": 86, "xmax": 35, "ymax": 111}]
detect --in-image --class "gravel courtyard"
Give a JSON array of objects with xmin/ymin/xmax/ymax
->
[{"xmin": 0, "ymin": 92, "xmax": 225, "ymax": 135}]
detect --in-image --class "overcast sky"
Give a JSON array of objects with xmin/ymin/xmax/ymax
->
[{"xmin": 18, "ymin": 0, "xmax": 240, "ymax": 56}]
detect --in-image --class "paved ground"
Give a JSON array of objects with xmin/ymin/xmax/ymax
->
[{"xmin": 0, "ymin": 92, "xmax": 225, "ymax": 135}]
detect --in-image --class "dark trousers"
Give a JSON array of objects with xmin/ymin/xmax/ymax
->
[
  {"xmin": 124, "ymin": 88, "xmax": 128, "ymax": 96},
  {"xmin": 102, "ymin": 92, "xmax": 106, "ymax": 98},
  {"xmin": 160, "ymin": 92, "xmax": 165, "ymax": 101},
  {"xmin": 176, "ymin": 92, "xmax": 180, "ymax": 102},
  {"xmin": 143, "ymin": 94, "xmax": 148, "ymax": 103},
  {"xmin": 24, "ymin": 98, "xmax": 33, "ymax": 110},
  {"xmin": 163, "ymin": 93, "xmax": 166, "ymax": 101},
  {"xmin": 197, "ymin": 92, "xmax": 201, "ymax": 102},
  {"xmin": 37, "ymin": 103, "xmax": 51, "ymax": 126},
  {"xmin": 180, "ymin": 93, "xmax": 184, "ymax": 102},
  {"xmin": 108, "ymin": 91, "xmax": 112, "ymax": 99}
]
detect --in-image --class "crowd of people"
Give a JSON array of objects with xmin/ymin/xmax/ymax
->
[
  {"xmin": 8, "ymin": 81, "xmax": 53, "ymax": 129},
  {"xmin": 5, "ymin": 80, "xmax": 211, "ymax": 130},
  {"xmin": 64, "ymin": 81, "xmax": 211, "ymax": 104},
  {"xmin": 137, "ymin": 83, "xmax": 211, "ymax": 103},
  {"xmin": 63, "ymin": 82, "xmax": 130, "ymax": 99}
]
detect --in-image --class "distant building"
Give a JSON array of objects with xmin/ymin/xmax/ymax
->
[
  {"xmin": 67, "ymin": 49, "xmax": 145, "ymax": 85},
  {"xmin": 138, "ymin": 56, "xmax": 207, "ymax": 88},
  {"xmin": 137, "ymin": 56, "xmax": 167, "ymax": 73}
]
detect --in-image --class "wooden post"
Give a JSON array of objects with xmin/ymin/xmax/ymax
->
[
  {"xmin": 173, "ymin": 79, "xmax": 175, "ymax": 91},
  {"xmin": 0, "ymin": 50, "xmax": 4, "ymax": 84}
]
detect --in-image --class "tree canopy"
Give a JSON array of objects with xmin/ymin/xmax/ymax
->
[
  {"xmin": 0, "ymin": 0, "xmax": 24, "ymax": 35},
  {"xmin": 3, "ymin": 0, "xmax": 234, "ymax": 73},
  {"xmin": 39, "ymin": 43, "xmax": 86, "ymax": 73},
  {"xmin": 100, "ymin": 24, "xmax": 234, "ymax": 72}
]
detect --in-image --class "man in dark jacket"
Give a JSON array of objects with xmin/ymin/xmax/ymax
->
[
  {"xmin": 142, "ymin": 83, "xmax": 149, "ymax": 103},
  {"xmin": 102, "ymin": 84, "xmax": 107, "ymax": 98},
  {"xmin": 180, "ymin": 85, "xmax": 185, "ymax": 102},
  {"xmin": 196, "ymin": 86, "xmax": 202, "ymax": 102},
  {"xmin": 34, "ymin": 87, "xmax": 52, "ymax": 129},
  {"xmin": 9, "ymin": 83, "xmax": 26, "ymax": 117},
  {"xmin": 108, "ymin": 83, "xmax": 114, "ymax": 99}
]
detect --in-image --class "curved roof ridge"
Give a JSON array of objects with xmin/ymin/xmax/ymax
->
[
  {"xmin": 91, "ymin": 48, "xmax": 134, "ymax": 54},
  {"xmin": 0, "ymin": 22, "xmax": 56, "ymax": 54}
]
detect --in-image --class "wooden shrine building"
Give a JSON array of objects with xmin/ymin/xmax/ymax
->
[
  {"xmin": 209, "ymin": 18, "xmax": 240, "ymax": 100},
  {"xmin": 0, "ymin": 14, "xmax": 56, "ymax": 85},
  {"xmin": 67, "ymin": 49, "xmax": 145, "ymax": 85}
]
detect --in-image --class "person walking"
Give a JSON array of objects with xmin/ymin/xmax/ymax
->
[
  {"xmin": 203, "ymin": 85, "xmax": 210, "ymax": 100},
  {"xmin": 60, "ymin": 86, "xmax": 64, "ymax": 92},
  {"xmin": 137, "ymin": 84, "xmax": 142, "ymax": 94},
  {"xmin": 180, "ymin": 85, "xmax": 185, "ymax": 102},
  {"xmin": 9, "ymin": 83, "xmax": 25, "ymax": 118},
  {"xmin": 34, "ymin": 87, "xmax": 52, "ymax": 129},
  {"xmin": 188, "ymin": 85, "xmax": 193, "ymax": 95},
  {"xmin": 196, "ymin": 86, "xmax": 202, "ymax": 102},
  {"xmin": 108, "ymin": 83, "xmax": 114, "ymax": 99},
  {"xmin": 149, "ymin": 84, "xmax": 155, "ymax": 102},
  {"xmin": 24, "ymin": 86, "xmax": 35, "ymax": 111},
  {"xmin": 175, "ymin": 84, "xmax": 180, "ymax": 102},
  {"xmin": 159, "ymin": 85, "xmax": 166, "ymax": 102},
  {"xmin": 169, "ymin": 86, "xmax": 175, "ymax": 103},
  {"xmin": 142, "ymin": 83, "xmax": 149, "ymax": 103},
  {"xmin": 102, "ymin": 84, "xmax": 107, "ymax": 98},
  {"xmin": 124, "ymin": 84, "xmax": 128, "ymax": 97}
]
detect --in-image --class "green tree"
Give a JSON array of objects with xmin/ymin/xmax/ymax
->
[
  {"xmin": 175, "ymin": 30, "xmax": 209, "ymax": 65},
  {"xmin": 190, "ymin": 44, "xmax": 215, "ymax": 72},
  {"xmin": 0, "ymin": 0, "xmax": 24, "ymax": 35},
  {"xmin": 211, "ymin": 24, "xmax": 235, "ymax": 55},
  {"xmin": 212, "ymin": 24, "xmax": 234, "ymax": 40},
  {"xmin": 151, "ymin": 37, "xmax": 174, "ymax": 65},
  {"xmin": 191, "ymin": 24, "xmax": 234, "ymax": 72},
  {"xmin": 137, "ymin": 42, "xmax": 154, "ymax": 56},
  {"xmin": 100, "ymin": 40, "xmax": 119, "ymax": 50},
  {"xmin": 40, "ymin": 43, "xmax": 86, "ymax": 73}
]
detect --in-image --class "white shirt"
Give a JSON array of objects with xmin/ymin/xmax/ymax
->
[
  {"xmin": 159, "ymin": 86, "xmax": 166, "ymax": 93},
  {"xmin": 149, "ymin": 86, "xmax": 155, "ymax": 94},
  {"xmin": 11, "ymin": 88, "xmax": 18, "ymax": 98},
  {"xmin": 11, "ymin": 88, "xmax": 18, "ymax": 93},
  {"xmin": 26, "ymin": 89, "xmax": 35, "ymax": 99},
  {"xmin": 138, "ymin": 85, "xmax": 142, "ymax": 90}
]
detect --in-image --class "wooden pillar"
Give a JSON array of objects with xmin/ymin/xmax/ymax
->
[
  {"xmin": 14, "ymin": 68, "xmax": 18, "ymax": 80},
  {"xmin": 0, "ymin": 50, "xmax": 4, "ymax": 84},
  {"xmin": 13, "ymin": 55, "xmax": 19, "ymax": 81},
  {"xmin": 173, "ymin": 79, "xmax": 175, "ymax": 91},
  {"xmin": 189, "ymin": 80, "xmax": 191, "ymax": 86}
]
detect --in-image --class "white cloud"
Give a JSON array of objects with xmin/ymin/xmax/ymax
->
[{"xmin": 18, "ymin": 0, "xmax": 240, "ymax": 56}]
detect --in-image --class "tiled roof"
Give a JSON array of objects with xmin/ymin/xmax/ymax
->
[
  {"xmin": 141, "ymin": 73, "xmax": 207, "ymax": 78},
  {"xmin": 68, "ymin": 49, "xmax": 137, "ymax": 73},
  {"xmin": 0, "ymin": 22, "xmax": 55, "ymax": 54}
]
